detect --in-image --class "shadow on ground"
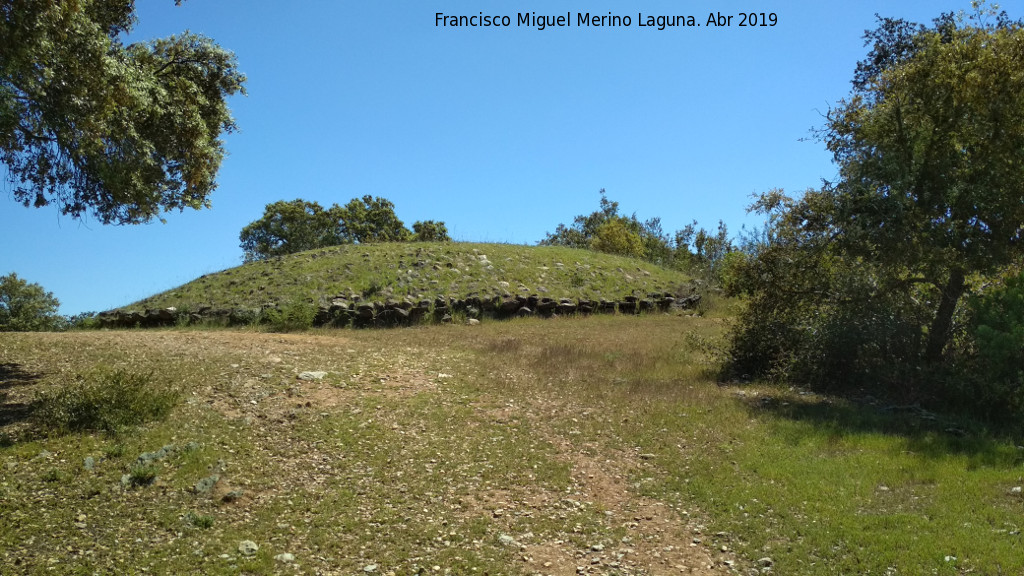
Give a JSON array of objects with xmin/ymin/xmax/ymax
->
[
  {"xmin": 0, "ymin": 362, "xmax": 41, "ymax": 442},
  {"xmin": 740, "ymin": 391, "xmax": 1024, "ymax": 468}
]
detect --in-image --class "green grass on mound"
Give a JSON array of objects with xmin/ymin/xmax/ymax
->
[{"xmin": 120, "ymin": 243, "xmax": 693, "ymax": 312}]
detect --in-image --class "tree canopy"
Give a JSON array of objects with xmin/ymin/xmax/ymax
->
[
  {"xmin": 0, "ymin": 272, "xmax": 61, "ymax": 332},
  {"xmin": 239, "ymin": 196, "xmax": 448, "ymax": 262},
  {"xmin": 411, "ymin": 220, "xmax": 451, "ymax": 242},
  {"xmin": 238, "ymin": 199, "xmax": 341, "ymax": 262},
  {"xmin": 1, "ymin": 0, "xmax": 246, "ymax": 224},
  {"xmin": 822, "ymin": 5, "xmax": 1024, "ymax": 361},
  {"xmin": 728, "ymin": 4, "xmax": 1024, "ymax": 415},
  {"xmin": 540, "ymin": 190, "xmax": 731, "ymax": 272}
]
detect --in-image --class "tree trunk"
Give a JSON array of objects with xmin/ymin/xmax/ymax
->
[{"xmin": 925, "ymin": 268, "xmax": 966, "ymax": 363}]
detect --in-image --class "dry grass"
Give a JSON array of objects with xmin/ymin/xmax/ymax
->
[
  {"xmin": 0, "ymin": 315, "xmax": 733, "ymax": 575},
  {"xmin": 4, "ymin": 313, "xmax": 1021, "ymax": 575}
]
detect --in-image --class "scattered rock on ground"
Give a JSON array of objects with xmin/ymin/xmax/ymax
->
[
  {"xmin": 222, "ymin": 490, "xmax": 244, "ymax": 503},
  {"xmin": 194, "ymin": 474, "xmax": 220, "ymax": 494},
  {"xmin": 238, "ymin": 540, "xmax": 259, "ymax": 556},
  {"xmin": 298, "ymin": 371, "xmax": 327, "ymax": 381}
]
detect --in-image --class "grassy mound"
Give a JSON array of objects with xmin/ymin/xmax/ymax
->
[{"xmin": 121, "ymin": 242, "xmax": 693, "ymax": 313}]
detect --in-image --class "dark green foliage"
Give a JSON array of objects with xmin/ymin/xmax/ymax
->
[
  {"xmin": 337, "ymin": 195, "xmax": 411, "ymax": 244},
  {"xmin": 0, "ymin": 273, "xmax": 61, "ymax": 332},
  {"xmin": 728, "ymin": 190, "xmax": 942, "ymax": 398},
  {"xmin": 541, "ymin": 190, "xmax": 654, "ymax": 260},
  {"xmin": 127, "ymin": 465, "xmax": 158, "ymax": 487},
  {"xmin": 185, "ymin": 512, "xmax": 215, "ymax": 529},
  {"xmin": 261, "ymin": 299, "xmax": 316, "ymax": 332},
  {"xmin": 32, "ymin": 369, "xmax": 179, "ymax": 434},
  {"xmin": 239, "ymin": 196, "xmax": 446, "ymax": 261},
  {"xmin": 955, "ymin": 271, "xmax": 1024, "ymax": 418},
  {"xmin": 412, "ymin": 220, "xmax": 451, "ymax": 242},
  {"xmin": 729, "ymin": 4, "xmax": 1024, "ymax": 420},
  {"xmin": 541, "ymin": 190, "xmax": 733, "ymax": 276},
  {"xmin": 822, "ymin": 6, "xmax": 1024, "ymax": 362},
  {"xmin": 239, "ymin": 199, "xmax": 341, "ymax": 262},
  {"xmin": 62, "ymin": 311, "xmax": 100, "ymax": 330},
  {"xmin": 1, "ymin": 0, "xmax": 246, "ymax": 224}
]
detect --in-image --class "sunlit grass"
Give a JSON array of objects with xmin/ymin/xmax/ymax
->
[
  {"xmin": 119, "ymin": 242, "xmax": 693, "ymax": 313},
  {"xmin": 3, "ymin": 315, "xmax": 1023, "ymax": 573}
]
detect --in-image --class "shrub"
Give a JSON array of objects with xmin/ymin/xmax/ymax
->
[
  {"xmin": 591, "ymin": 219, "xmax": 646, "ymax": 259},
  {"xmin": 185, "ymin": 512, "xmax": 215, "ymax": 529},
  {"xmin": 954, "ymin": 271, "xmax": 1024, "ymax": 419},
  {"xmin": 261, "ymin": 299, "xmax": 315, "ymax": 332},
  {"xmin": 62, "ymin": 311, "xmax": 99, "ymax": 330},
  {"xmin": 126, "ymin": 464, "xmax": 158, "ymax": 487},
  {"xmin": 32, "ymin": 369, "xmax": 179, "ymax": 434}
]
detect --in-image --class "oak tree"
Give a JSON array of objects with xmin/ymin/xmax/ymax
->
[
  {"xmin": 0, "ymin": 273, "xmax": 61, "ymax": 332},
  {"xmin": 823, "ymin": 5, "xmax": 1024, "ymax": 361},
  {"xmin": 1, "ymin": 0, "xmax": 246, "ymax": 224}
]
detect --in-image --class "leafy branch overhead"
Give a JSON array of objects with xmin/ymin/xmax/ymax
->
[
  {"xmin": 239, "ymin": 196, "xmax": 450, "ymax": 262},
  {"xmin": 0, "ymin": 0, "xmax": 246, "ymax": 224}
]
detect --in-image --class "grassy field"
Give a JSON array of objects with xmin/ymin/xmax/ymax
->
[
  {"xmin": 2, "ymin": 314, "xmax": 1023, "ymax": 575},
  {"xmin": 118, "ymin": 243, "xmax": 694, "ymax": 314}
]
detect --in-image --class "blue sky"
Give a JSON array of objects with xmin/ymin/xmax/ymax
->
[{"xmin": 2, "ymin": 0, "xmax": 1011, "ymax": 315}]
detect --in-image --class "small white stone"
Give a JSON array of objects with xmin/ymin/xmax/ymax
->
[{"xmin": 297, "ymin": 371, "xmax": 327, "ymax": 381}]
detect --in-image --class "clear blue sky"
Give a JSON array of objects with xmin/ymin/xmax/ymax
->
[{"xmin": 2, "ymin": 0, "xmax": 1011, "ymax": 315}]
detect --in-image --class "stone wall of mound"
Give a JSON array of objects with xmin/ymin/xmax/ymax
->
[{"xmin": 96, "ymin": 292, "xmax": 701, "ymax": 329}]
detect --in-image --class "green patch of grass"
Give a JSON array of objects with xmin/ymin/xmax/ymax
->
[
  {"xmin": 184, "ymin": 511, "xmax": 214, "ymax": 529},
  {"xmin": 31, "ymin": 368, "xmax": 179, "ymax": 434},
  {"xmin": 5, "ymin": 318, "xmax": 1024, "ymax": 573},
  {"xmin": 40, "ymin": 468, "xmax": 62, "ymax": 483},
  {"xmin": 126, "ymin": 463, "xmax": 158, "ymax": 487},
  {"xmin": 117, "ymin": 242, "xmax": 693, "ymax": 314}
]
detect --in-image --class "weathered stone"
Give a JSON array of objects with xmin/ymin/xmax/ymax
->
[
  {"xmin": 557, "ymin": 302, "xmax": 578, "ymax": 315},
  {"xmin": 222, "ymin": 490, "xmax": 244, "ymax": 503},
  {"xmin": 238, "ymin": 540, "xmax": 259, "ymax": 556},
  {"xmin": 536, "ymin": 299, "xmax": 557, "ymax": 315},
  {"xmin": 194, "ymin": 474, "xmax": 220, "ymax": 494}
]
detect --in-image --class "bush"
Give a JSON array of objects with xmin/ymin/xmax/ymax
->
[
  {"xmin": 0, "ymin": 273, "xmax": 62, "ymax": 331},
  {"xmin": 261, "ymin": 299, "xmax": 316, "ymax": 332},
  {"xmin": 32, "ymin": 369, "xmax": 179, "ymax": 434},
  {"xmin": 62, "ymin": 311, "xmax": 99, "ymax": 330},
  {"xmin": 953, "ymin": 271, "xmax": 1024, "ymax": 419}
]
